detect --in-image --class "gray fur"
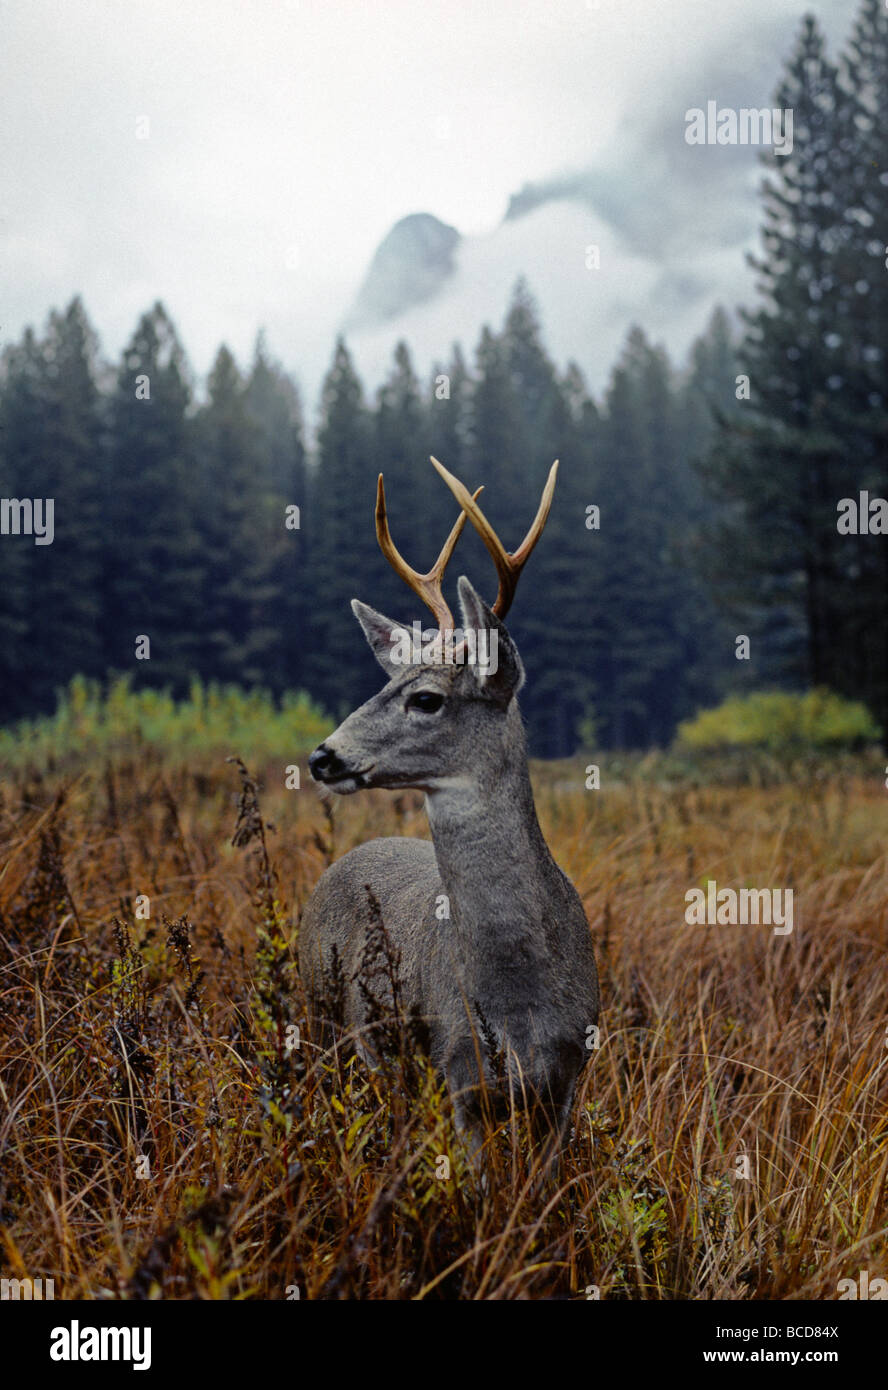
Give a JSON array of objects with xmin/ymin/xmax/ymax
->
[{"xmin": 300, "ymin": 576, "xmax": 599, "ymax": 1146}]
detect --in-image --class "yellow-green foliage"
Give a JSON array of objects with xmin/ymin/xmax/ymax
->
[
  {"xmin": 676, "ymin": 688, "xmax": 881, "ymax": 753},
  {"xmin": 0, "ymin": 674, "xmax": 331, "ymax": 770}
]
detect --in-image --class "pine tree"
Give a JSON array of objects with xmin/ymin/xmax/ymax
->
[
  {"xmin": 500, "ymin": 286, "xmax": 597, "ymax": 754},
  {"xmin": 700, "ymin": 17, "xmax": 860, "ymax": 711},
  {"xmin": 194, "ymin": 345, "xmax": 281, "ymax": 686},
  {"xmin": 466, "ymin": 324, "xmax": 522, "ymax": 515},
  {"xmin": 679, "ymin": 308, "xmax": 747, "ymax": 708},
  {"xmin": 305, "ymin": 339, "xmax": 378, "ymax": 716},
  {"xmin": 372, "ymin": 342, "xmax": 434, "ymax": 624},
  {"xmin": 0, "ymin": 301, "xmax": 105, "ymax": 716},
  {"xmin": 245, "ymin": 335, "xmax": 308, "ymax": 690},
  {"xmin": 428, "ymin": 343, "xmax": 472, "ymax": 482},
  {"xmin": 593, "ymin": 329, "xmax": 688, "ymax": 746},
  {"xmin": 0, "ymin": 327, "xmax": 51, "ymax": 718},
  {"xmin": 461, "ymin": 309, "xmax": 536, "ymax": 692},
  {"xmin": 523, "ymin": 360, "xmax": 603, "ymax": 756},
  {"xmin": 103, "ymin": 302, "xmax": 203, "ymax": 690},
  {"xmin": 501, "ymin": 279, "xmax": 566, "ymax": 481},
  {"xmin": 833, "ymin": 0, "xmax": 888, "ymax": 736}
]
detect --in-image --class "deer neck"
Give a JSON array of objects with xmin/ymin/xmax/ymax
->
[{"xmin": 423, "ymin": 702, "xmax": 554, "ymax": 983}]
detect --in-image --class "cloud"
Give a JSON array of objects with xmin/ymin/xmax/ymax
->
[{"xmin": 0, "ymin": 0, "xmax": 854, "ymax": 411}]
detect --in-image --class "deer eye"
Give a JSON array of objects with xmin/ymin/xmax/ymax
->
[{"xmin": 407, "ymin": 691, "xmax": 444, "ymax": 714}]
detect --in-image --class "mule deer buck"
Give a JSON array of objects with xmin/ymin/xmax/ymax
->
[{"xmin": 300, "ymin": 457, "xmax": 599, "ymax": 1155}]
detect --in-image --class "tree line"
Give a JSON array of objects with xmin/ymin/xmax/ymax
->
[
  {"xmin": 701, "ymin": 2, "xmax": 888, "ymax": 742},
  {"xmin": 0, "ymin": 2, "xmax": 884, "ymax": 757},
  {"xmin": 0, "ymin": 286, "xmax": 742, "ymax": 756}
]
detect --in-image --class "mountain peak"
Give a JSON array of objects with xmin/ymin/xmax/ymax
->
[{"xmin": 345, "ymin": 213, "xmax": 460, "ymax": 329}]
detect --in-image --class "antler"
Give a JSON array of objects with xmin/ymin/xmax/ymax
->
[
  {"xmin": 430, "ymin": 456, "xmax": 558, "ymax": 619},
  {"xmin": 375, "ymin": 474, "xmax": 484, "ymax": 630}
]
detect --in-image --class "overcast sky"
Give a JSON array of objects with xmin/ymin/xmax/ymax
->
[{"xmin": 1, "ymin": 0, "xmax": 852, "ymax": 407}]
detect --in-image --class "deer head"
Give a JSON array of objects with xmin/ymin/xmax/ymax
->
[{"xmin": 308, "ymin": 458, "xmax": 557, "ymax": 794}]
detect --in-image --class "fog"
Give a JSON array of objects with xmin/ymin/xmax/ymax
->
[{"xmin": 1, "ymin": 0, "xmax": 852, "ymax": 407}]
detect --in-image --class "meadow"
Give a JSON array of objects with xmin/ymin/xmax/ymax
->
[{"xmin": 1, "ymin": 691, "xmax": 886, "ymax": 1300}]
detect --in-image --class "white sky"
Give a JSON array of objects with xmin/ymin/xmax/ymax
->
[{"xmin": 1, "ymin": 0, "xmax": 852, "ymax": 406}]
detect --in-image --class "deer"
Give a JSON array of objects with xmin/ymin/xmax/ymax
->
[{"xmin": 299, "ymin": 457, "xmax": 600, "ymax": 1159}]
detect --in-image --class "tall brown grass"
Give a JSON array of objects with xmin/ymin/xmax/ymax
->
[{"xmin": 1, "ymin": 755, "xmax": 886, "ymax": 1299}]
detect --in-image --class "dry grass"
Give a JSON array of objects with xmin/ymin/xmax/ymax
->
[{"xmin": 1, "ymin": 754, "xmax": 886, "ymax": 1300}]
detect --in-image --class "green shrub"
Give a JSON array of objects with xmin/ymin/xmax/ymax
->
[
  {"xmin": 0, "ymin": 674, "xmax": 331, "ymax": 770},
  {"xmin": 675, "ymin": 688, "xmax": 881, "ymax": 753}
]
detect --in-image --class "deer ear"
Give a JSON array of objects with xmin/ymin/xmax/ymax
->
[
  {"xmin": 456, "ymin": 576, "xmax": 524, "ymax": 703},
  {"xmin": 351, "ymin": 599, "xmax": 412, "ymax": 678}
]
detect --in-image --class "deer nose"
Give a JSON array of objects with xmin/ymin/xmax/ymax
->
[{"xmin": 309, "ymin": 743, "xmax": 348, "ymax": 781}]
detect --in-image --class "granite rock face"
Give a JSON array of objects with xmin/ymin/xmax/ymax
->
[{"xmin": 346, "ymin": 212, "xmax": 460, "ymax": 328}]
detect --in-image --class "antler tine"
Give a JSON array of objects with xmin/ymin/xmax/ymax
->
[
  {"xmin": 430, "ymin": 456, "xmax": 558, "ymax": 619},
  {"xmin": 375, "ymin": 473, "xmax": 484, "ymax": 631}
]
